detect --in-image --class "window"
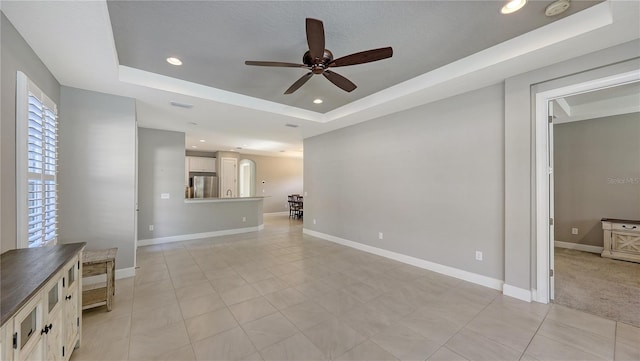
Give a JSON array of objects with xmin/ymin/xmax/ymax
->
[{"xmin": 16, "ymin": 71, "xmax": 58, "ymax": 248}]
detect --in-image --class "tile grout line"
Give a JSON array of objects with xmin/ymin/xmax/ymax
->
[{"xmin": 518, "ymin": 302, "xmax": 552, "ymax": 360}]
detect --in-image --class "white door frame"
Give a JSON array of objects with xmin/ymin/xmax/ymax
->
[{"xmin": 534, "ymin": 69, "xmax": 640, "ymax": 303}]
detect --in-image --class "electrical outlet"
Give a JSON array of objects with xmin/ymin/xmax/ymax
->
[
  {"xmin": 571, "ymin": 228, "xmax": 578, "ymax": 235},
  {"xmin": 313, "ymin": 219, "xmax": 316, "ymax": 225},
  {"xmin": 475, "ymin": 251, "xmax": 483, "ymax": 261},
  {"xmin": 160, "ymin": 193, "xmax": 170, "ymax": 199},
  {"xmin": 304, "ymin": 191, "xmax": 308, "ymax": 197},
  {"xmin": 378, "ymin": 232, "xmax": 384, "ymax": 240},
  {"xmin": 149, "ymin": 225, "xmax": 154, "ymax": 231},
  {"xmin": 242, "ymin": 217, "xmax": 246, "ymax": 222}
]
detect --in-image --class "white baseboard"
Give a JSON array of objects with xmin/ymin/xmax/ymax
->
[
  {"xmin": 303, "ymin": 228, "xmax": 504, "ymax": 292},
  {"xmin": 137, "ymin": 224, "xmax": 265, "ymax": 247},
  {"xmin": 264, "ymin": 211, "xmax": 289, "ymax": 216},
  {"xmin": 502, "ymin": 284, "xmax": 532, "ymax": 302},
  {"xmin": 82, "ymin": 267, "xmax": 136, "ymax": 286},
  {"xmin": 554, "ymin": 240, "xmax": 603, "ymax": 254}
]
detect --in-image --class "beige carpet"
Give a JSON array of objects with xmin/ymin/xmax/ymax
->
[{"xmin": 554, "ymin": 247, "xmax": 640, "ymax": 327}]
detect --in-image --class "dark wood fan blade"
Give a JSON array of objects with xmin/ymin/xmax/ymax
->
[
  {"xmin": 245, "ymin": 61, "xmax": 306, "ymax": 68},
  {"xmin": 284, "ymin": 72, "xmax": 313, "ymax": 94},
  {"xmin": 323, "ymin": 70, "xmax": 356, "ymax": 92},
  {"xmin": 329, "ymin": 47, "xmax": 393, "ymax": 67},
  {"xmin": 306, "ymin": 18, "xmax": 325, "ymax": 61}
]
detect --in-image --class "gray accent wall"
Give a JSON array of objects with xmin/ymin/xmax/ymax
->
[
  {"xmin": 305, "ymin": 39, "xmax": 640, "ymax": 293},
  {"xmin": 304, "ymin": 84, "xmax": 505, "ymax": 280},
  {"xmin": 554, "ymin": 113, "xmax": 640, "ymax": 247},
  {"xmin": 1, "ymin": 12, "xmax": 60, "ymax": 252},
  {"xmin": 240, "ymin": 154, "xmax": 303, "ymax": 213},
  {"xmin": 138, "ymin": 128, "xmax": 263, "ymax": 241},
  {"xmin": 505, "ymin": 40, "xmax": 640, "ymax": 291},
  {"xmin": 58, "ymin": 86, "xmax": 137, "ymax": 270}
]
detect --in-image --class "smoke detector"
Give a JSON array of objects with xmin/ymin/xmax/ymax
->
[{"xmin": 545, "ymin": 0, "xmax": 570, "ymax": 16}]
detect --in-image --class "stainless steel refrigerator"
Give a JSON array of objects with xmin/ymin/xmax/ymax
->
[{"xmin": 193, "ymin": 176, "xmax": 218, "ymax": 198}]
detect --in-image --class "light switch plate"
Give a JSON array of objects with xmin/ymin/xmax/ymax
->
[{"xmin": 160, "ymin": 193, "xmax": 170, "ymax": 199}]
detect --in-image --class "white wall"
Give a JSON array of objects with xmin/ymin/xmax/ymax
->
[
  {"xmin": 1, "ymin": 12, "xmax": 60, "ymax": 252},
  {"xmin": 58, "ymin": 86, "xmax": 137, "ymax": 271},
  {"xmin": 240, "ymin": 154, "xmax": 303, "ymax": 213}
]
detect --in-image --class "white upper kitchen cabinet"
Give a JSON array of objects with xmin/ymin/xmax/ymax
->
[{"xmin": 187, "ymin": 157, "xmax": 216, "ymax": 172}]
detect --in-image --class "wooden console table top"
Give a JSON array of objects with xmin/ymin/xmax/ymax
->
[
  {"xmin": 601, "ymin": 218, "xmax": 640, "ymax": 225},
  {"xmin": 1, "ymin": 243, "xmax": 86, "ymax": 326}
]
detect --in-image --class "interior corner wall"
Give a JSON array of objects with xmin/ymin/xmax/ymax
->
[
  {"xmin": 240, "ymin": 154, "xmax": 303, "ymax": 213},
  {"xmin": 304, "ymin": 83, "xmax": 506, "ymax": 281},
  {"xmin": 504, "ymin": 39, "xmax": 640, "ymax": 292},
  {"xmin": 1, "ymin": 12, "xmax": 60, "ymax": 253},
  {"xmin": 137, "ymin": 128, "xmax": 262, "ymax": 241},
  {"xmin": 58, "ymin": 86, "xmax": 137, "ymax": 270},
  {"xmin": 554, "ymin": 113, "xmax": 640, "ymax": 247}
]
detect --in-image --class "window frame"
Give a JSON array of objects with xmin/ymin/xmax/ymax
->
[{"xmin": 16, "ymin": 71, "xmax": 59, "ymax": 249}]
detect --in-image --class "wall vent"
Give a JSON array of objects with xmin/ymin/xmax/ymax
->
[{"xmin": 170, "ymin": 101, "xmax": 194, "ymax": 109}]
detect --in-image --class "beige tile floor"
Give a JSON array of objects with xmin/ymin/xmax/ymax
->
[{"xmin": 71, "ymin": 214, "xmax": 640, "ymax": 361}]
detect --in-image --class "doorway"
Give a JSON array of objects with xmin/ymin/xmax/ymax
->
[
  {"xmin": 239, "ymin": 159, "xmax": 256, "ymax": 197},
  {"xmin": 220, "ymin": 157, "xmax": 237, "ymax": 197},
  {"xmin": 535, "ymin": 70, "xmax": 640, "ymax": 306}
]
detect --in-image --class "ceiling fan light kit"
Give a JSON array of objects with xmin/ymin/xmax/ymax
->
[{"xmin": 245, "ymin": 18, "xmax": 393, "ymax": 94}]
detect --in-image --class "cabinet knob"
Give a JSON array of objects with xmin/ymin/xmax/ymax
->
[
  {"xmin": 65, "ymin": 295, "xmax": 72, "ymax": 300},
  {"xmin": 41, "ymin": 325, "xmax": 49, "ymax": 335},
  {"xmin": 48, "ymin": 323, "xmax": 53, "ymax": 330}
]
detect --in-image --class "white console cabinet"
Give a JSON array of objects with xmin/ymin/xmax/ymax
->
[
  {"xmin": 0, "ymin": 244, "xmax": 84, "ymax": 361},
  {"xmin": 601, "ymin": 218, "xmax": 640, "ymax": 263}
]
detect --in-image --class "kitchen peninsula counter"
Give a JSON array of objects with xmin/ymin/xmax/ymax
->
[{"xmin": 137, "ymin": 197, "xmax": 264, "ymax": 246}]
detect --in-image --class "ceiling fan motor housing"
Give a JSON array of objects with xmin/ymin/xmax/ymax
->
[{"xmin": 304, "ymin": 49, "xmax": 333, "ymax": 73}]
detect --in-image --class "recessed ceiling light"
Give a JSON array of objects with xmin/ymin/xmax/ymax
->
[
  {"xmin": 501, "ymin": 0, "xmax": 526, "ymax": 14},
  {"xmin": 285, "ymin": 123, "xmax": 299, "ymax": 128},
  {"xmin": 199, "ymin": 139, "xmax": 205, "ymax": 142},
  {"xmin": 313, "ymin": 98, "xmax": 323, "ymax": 104},
  {"xmin": 191, "ymin": 145, "xmax": 197, "ymax": 148},
  {"xmin": 243, "ymin": 144, "xmax": 248, "ymax": 147},
  {"xmin": 166, "ymin": 57, "xmax": 182, "ymax": 66},
  {"xmin": 188, "ymin": 122, "xmax": 198, "ymax": 126}
]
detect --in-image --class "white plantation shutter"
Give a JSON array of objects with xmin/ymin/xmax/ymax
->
[{"xmin": 17, "ymin": 72, "xmax": 58, "ymax": 248}]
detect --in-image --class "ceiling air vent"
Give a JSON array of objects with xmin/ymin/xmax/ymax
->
[
  {"xmin": 285, "ymin": 123, "xmax": 299, "ymax": 128},
  {"xmin": 170, "ymin": 101, "xmax": 194, "ymax": 109}
]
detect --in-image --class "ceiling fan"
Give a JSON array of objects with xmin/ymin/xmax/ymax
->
[{"xmin": 245, "ymin": 18, "xmax": 393, "ymax": 95}]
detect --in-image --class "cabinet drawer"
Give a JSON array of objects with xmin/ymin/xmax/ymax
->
[{"xmin": 611, "ymin": 223, "xmax": 640, "ymax": 232}]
